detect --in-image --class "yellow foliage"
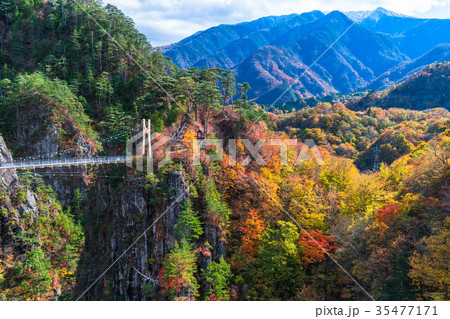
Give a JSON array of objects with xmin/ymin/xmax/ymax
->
[
  {"xmin": 183, "ymin": 129, "xmax": 195, "ymax": 152},
  {"xmin": 286, "ymin": 178, "xmax": 326, "ymax": 229},
  {"xmin": 260, "ymin": 167, "xmax": 283, "ymax": 185}
]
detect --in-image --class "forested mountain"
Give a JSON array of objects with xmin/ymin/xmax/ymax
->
[
  {"xmin": 159, "ymin": 11, "xmax": 324, "ymax": 70},
  {"xmin": 273, "ymin": 61, "xmax": 450, "ymax": 112},
  {"xmin": 161, "ymin": 7, "xmax": 450, "ymax": 104},
  {"xmin": 367, "ymin": 44, "xmax": 450, "ymax": 90},
  {"xmin": 0, "ymin": 1, "xmax": 449, "ymax": 302},
  {"xmin": 349, "ymin": 62, "xmax": 450, "ymax": 111},
  {"xmin": 278, "ymin": 102, "xmax": 448, "ymax": 166},
  {"xmin": 0, "ymin": 0, "xmax": 168, "ymax": 119},
  {"xmin": 234, "ymin": 11, "xmax": 406, "ymax": 103}
]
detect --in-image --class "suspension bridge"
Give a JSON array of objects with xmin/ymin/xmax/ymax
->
[
  {"xmin": 0, "ymin": 119, "xmax": 158, "ymax": 172},
  {"xmin": 0, "ymin": 155, "xmax": 129, "ymax": 171}
]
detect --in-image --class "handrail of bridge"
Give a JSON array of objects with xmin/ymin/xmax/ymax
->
[{"xmin": 0, "ymin": 155, "xmax": 129, "ymax": 171}]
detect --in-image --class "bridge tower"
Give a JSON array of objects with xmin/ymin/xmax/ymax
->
[{"xmin": 142, "ymin": 118, "xmax": 152, "ymax": 157}]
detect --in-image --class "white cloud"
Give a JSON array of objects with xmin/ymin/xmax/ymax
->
[{"xmin": 104, "ymin": 0, "xmax": 450, "ymax": 46}]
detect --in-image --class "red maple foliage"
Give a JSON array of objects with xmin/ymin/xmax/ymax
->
[
  {"xmin": 298, "ymin": 229, "xmax": 337, "ymax": 266},
  {"xmin": 375, "ymin": 204, "xmax": 402, "ymax": 224}
]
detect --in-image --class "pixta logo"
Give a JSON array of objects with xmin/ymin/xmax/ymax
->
[
  {"xmin": 192, "ymin": 138, "xmax": 324, "ymax": 166},
  {"xmin": 127, "ymin": 120, "xmax": 324, "ymax": 173}
]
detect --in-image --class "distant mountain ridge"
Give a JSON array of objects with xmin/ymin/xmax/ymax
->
[
  {"xmin": 367, "ymin": 44, "xmax": 450, "ymax": 90},
  {"xmin": 159, "ymin": 11, "xmax": 324, "ymax": 69},
  {"xmin": 160, "ymin": 7, "xmax": 450, "ymax": 104},
  {"xmin": 349, "ymin": 62, "xmax": 450, "ymax": 111},
  {"xmin": 233, "ymin": 11, "xmax": 407, "ymax": 103}
]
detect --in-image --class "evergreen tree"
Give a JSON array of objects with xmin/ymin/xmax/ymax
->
[
  {"xmin": 380, "ymin": 253, "xmax": 416, "ymax": 300},
  {"xmin": 174, "ymin": 200, "xmax": 203, "ymax": 242},
  {"xmin": 202, "ymin": 257, "xmax": 233, "ymax": 300}
]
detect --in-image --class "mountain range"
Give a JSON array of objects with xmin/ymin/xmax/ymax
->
[
  {"xmin": 348, "ymin": 62, "xmax": 450, "ymax": 111},
  {"xmin": 159, "ymin": 7, "xmax": 450, "ymax": 105}
]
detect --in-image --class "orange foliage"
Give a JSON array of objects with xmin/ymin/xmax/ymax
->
[
  {"xmin": 298, "ymin": 230, "xmax": 337, "ymax": 266},
  {"xmin": 240, "ymin": 210, "xmax": 266, "ymax": 260}
]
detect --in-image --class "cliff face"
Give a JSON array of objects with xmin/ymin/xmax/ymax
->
[
  {"xmin": 0, "ymin": 136, "xmax": 39, "ymax": 259},
  {"xmin": 7, "ymin": 74, "xmax": 100, "ymax": 207},
  {"xmin": 16, "ymin": 111, "xmax": 97, "ymax": 207},
  {"xmin": 76, "ymin": 171, "xmax": 189, "ymax": 300},
  {"xmin": 16, "ymin": 107, "xmax": 97, "ymax": 159},
  {"xmin": 1, "ymin": 135, "xmax": 86, "ymax": 300}
]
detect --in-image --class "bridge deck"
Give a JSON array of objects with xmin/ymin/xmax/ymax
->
[{"xmin": 0, "ymin": 156, "xmax": 129, "ymax": 171}]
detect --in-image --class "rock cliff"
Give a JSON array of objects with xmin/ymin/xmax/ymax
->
[
  {"xmin": 0, "ymin": 136, "xmax": 39, "ymax": 259},
  {"xmin": 76, "ymin": 170, "xmax": 189, "ymax": 300}
]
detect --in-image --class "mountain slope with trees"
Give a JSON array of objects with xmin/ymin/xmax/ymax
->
[
  {"xmin": 160, "ymin": 11, "xmax": 324, "ymax": 70},
  {"xmin": 367, "ymin": 44, "xmax": 450, "ymax": 90},
  {"xmin": 349, "ymin": 62, "xmax": 450, "ymax": 111},
  {"xmin": 234, "ymin": 11, "xmax": 406, "ymax": 103},
  {"xmin": 161, "ymin": 7, "xmax": 450, "ymax": 104}
]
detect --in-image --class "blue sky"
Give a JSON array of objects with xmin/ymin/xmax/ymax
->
[{"xmin": 105, "ymin": 0, "xmax": 450, "ymax": 47}]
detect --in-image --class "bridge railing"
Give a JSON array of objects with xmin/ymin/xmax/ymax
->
[{"xmin": 0, "ymin": 155, "xmax": 129, "ymax": 171}]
